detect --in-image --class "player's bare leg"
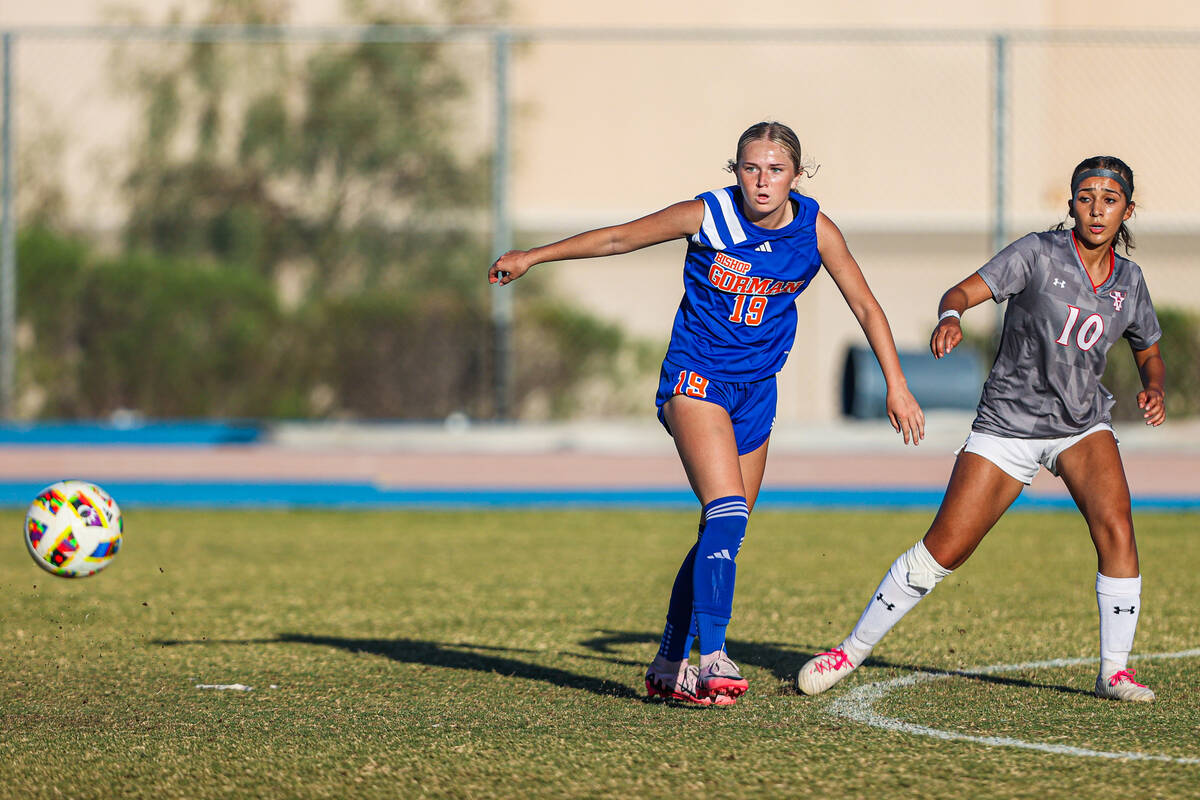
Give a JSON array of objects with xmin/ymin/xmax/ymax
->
[
  {"xmin": 737, "ymin": 437, "xmax": 770, "ymax": 514},
  {"xmin": 664, "ymin": 396, "xmax": 747, "ymax": 504},
  {"xmin": 799, "ymin": 452, "xmax": 1023, "ymax": 696},
  {"xmin": 680, "ymin": 435, "xmax": 768, "ymax": 699},
  {"xmin": 1057, "ymin": 431, "xmax": 1154, "ymax": 701},
  {"xmin": 1056, "ymin": 430, "xmax": 1138, "ymax": 577},
  {"xmin": 648, "ymin": 431, "xmax": 768, "ymax": 700},
  {"xmin": 654, "ymin": 397, "xmax": 753, "ymax": 700},
  {"xmin": 920, "ymin": 452, "xmax": 1025, "ymax": 568}
]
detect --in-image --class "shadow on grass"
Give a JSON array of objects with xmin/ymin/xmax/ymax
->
[
  {"xmin": 155, "ymin": 633, "xmax": 646, "ymax": 701},
  {"xmin": 580, "ymin": 631, "xmax": 1094, "ymax": 697},
  {"xmin": 154, "ymin": 632, "xmax": 1092, "ymax": 701},
  {"xmin": 863, "ymin": 655, "xmax": 1095, "ymax": 697}
]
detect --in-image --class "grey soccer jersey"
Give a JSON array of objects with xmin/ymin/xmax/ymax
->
[{"xmin": 972, "ymin": 230, "xmax": 1161, "ymax": 438}]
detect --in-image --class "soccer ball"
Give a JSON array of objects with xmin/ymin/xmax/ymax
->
[{"xmin": 24, "ymin": 480, "xmax": 123, "ymax": 578}]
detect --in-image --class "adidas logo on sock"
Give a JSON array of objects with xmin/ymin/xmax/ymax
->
[
  {"xmin": 706, "ymin": 549, "xmax": 733, "ymax": 560},
  {"xmin": 754, "ymin": 242, "xmax": 772, "ymax": 253}
]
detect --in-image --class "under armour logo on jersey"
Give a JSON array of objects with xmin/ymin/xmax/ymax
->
[
  {"xmin": 754, "ymin": 242, "xmax": 773, "ymax": 253},
  {"xmin": 876, "ymin": 593, "xmax": 896, "ymax": 611},
  {"xmin": 1053, "ymin": 279, "xmax": 1066, "ymax": 288},
  {"xmin": 706, "ymin": 549, "xmax": 733, "ymax": 561},
  {"xmin": 1110, "ymin": 290, "xmax": 1126, "ymax": 311},
  {"xmin": 1114, "ymin": 605, "xmax": 1136, "ymax": 614}
]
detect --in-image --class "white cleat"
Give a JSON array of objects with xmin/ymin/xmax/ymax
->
[
  {"xmin": 1095, "ymin": 668, "xmax": 1155, "ymax": 702},
  {"xmin": 797, "ymin": 646, "xmax": 858, "ymax": 696}
]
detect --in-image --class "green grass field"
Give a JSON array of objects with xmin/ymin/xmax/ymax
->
[{"xmin": 2, "ymin": 508, "xmax": 1198, "ymax": 799}]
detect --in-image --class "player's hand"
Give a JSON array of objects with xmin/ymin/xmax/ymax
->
[
  {"xmin": 489, "ymin": 250, "xmax": 536, "ymax": 285},
  {"xmin": 886, "ymin": 385, "xmax": 926, "ymax": 446},
  {"xmin": 1137, "ymin": 387, "xmax": 1166, "ymax": 426},
  {"xmin": 929, "ymin": 317, "xmax": 963, "ymax": 359}
]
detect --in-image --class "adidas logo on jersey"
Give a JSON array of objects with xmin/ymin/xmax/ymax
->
[{"xmin": 754, "ymin": 242, "xmax": 773, "ymax": 253}]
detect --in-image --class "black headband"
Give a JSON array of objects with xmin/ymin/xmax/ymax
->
[{"xmin": 1072, "ymin": 168, "xmax": 1132, "ymax": 200}]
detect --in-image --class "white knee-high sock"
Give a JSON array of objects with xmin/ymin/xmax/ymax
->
[
  {"xmin": 841, "ymin": 540, "xmax": 953, "ymax": 665},
  {"xmin": 1096, "ymin": 572, "xmax": 1142, "ymax": 678}
]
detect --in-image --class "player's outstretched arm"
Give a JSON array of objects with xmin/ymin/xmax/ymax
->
[
  {"xmin": 488, "ymin": 199, "xmax": 704, "ymax": 285},
  {"xmin": 1133, "ymin": 342, "xmax": 1166, "ymax": 426},
  {"xmin": 816, "ymin": 212, "xmax": 926, "ymax": 446},
  {"xmin": 930, "ymin": 273, "xmax": 992, "ymax": 358}
]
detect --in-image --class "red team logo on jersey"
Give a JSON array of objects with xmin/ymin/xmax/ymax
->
[{"xmin": 1109, "ymin": 290, "xmax": 1126, "ymax": 311}]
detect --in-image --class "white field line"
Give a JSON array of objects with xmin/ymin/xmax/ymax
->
[{"xmin": 825, "ymin": 648, "xmax": 1200, "ymax": 765}]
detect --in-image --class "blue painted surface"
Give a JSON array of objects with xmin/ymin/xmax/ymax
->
[
  {"xmin": 0, "ymin": 480, "xmax": 1196, "ymax": 511},
  {"xmin": 0, "ymin": 421, "xmax": 261, "ymax": 445}
]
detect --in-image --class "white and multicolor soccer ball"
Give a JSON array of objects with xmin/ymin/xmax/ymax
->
[{"xmin": 24, "ymin": 480, "xmax": 123, "ymax": 578}]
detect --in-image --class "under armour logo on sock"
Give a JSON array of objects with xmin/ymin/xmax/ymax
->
[
  {"xmin": 706, "ymin": 549, "xmax": 733, "ymax": 561},
  {"xmin": 1053, "ymin": 278, "xmax": 1066, "ymax": 288},
  {"xmin": 1113, "ymin": 605, "xmax": 1136, "ymax": 614},
  {"xmin": 876, "ymin": 593, "xmax": 896, "ymax": 611}
]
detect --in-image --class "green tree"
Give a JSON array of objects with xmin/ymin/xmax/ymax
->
[
  {"xmin": 1101, "ymin": 307, "xmax": 1200, "ymax": 421},
  {"xmin": 17, "ymin": 226, "xmax": 310, "ymax": 418},
  {"xmin": 120, "ymin": 0, "xmax": 494, "ymax": 299},
  {"xmin": 91, "ymin": 0, "xmax": 643, "ymax": 420}
]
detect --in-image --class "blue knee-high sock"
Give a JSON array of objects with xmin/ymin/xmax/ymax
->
[
  {"xmin": 693, "ymin": 496, "xmax": 749, "ymax": 657},
  {"xmin": 657, "ymin": 523, "xmax": 704, "ymax": 661}
]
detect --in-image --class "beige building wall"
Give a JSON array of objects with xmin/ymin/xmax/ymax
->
[
  {"xmin": 3, "ymin": 1, "xmax": 1199, "ymax": 421},
  {"xmin": 502, "ymin": 1, "xmax": 1200, "ymax": 421}
]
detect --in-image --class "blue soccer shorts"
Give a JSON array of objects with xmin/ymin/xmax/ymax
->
[{"xmin": 654, "ymin": 360, "xmax": 777, "ymax": 456}]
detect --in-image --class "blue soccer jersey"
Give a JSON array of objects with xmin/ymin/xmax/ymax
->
[{"xmin": 663, "ymin": 186, "xmax": 823, "ymax": 382}]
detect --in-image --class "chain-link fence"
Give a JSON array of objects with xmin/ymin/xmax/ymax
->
[{"xmin": 3, "ymin": 26, "xmax": 1199, "ymax": 422}]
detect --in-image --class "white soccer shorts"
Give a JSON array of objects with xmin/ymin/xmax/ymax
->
[{"xmin": 957, "ymin": 422, "xmax": 1116, "ymax": 484}]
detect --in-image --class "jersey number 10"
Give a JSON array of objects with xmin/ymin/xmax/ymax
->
[{"xmin": 1055, "ymin": 304, "xmax": 1105, "ymax": 352}]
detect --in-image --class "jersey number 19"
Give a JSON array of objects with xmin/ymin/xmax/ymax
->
[{"xmin": 729, "ymin": 295, "xmax": 767, "ymax": 326}]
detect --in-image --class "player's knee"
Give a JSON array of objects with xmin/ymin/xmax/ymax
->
[
  {"xmin": 1088, "ymin": 503, "xmax": 1134, "ymax": 540},
  {"xmin": 1096, "ymin": 508, "xmax": 1133, "ymax": 536},
  {"xmin": 888, "ymin": 539, "xmax": 952, "ymax": 596},
  {"xmin": 1092, "ymin": 520, "xmax": 1136, "ymax": 558}
]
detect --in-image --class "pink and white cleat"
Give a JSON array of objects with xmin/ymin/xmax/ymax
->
[
  {"xmin": 646, "ymin": 662, "xmax": 736, "ymax": 706},
  {"xmin": 697, "ymin": 653, "xmax": 749, "ymax": 700},
  {"xmin": 797, "ymin": 646, "xmax": 858, "ymax": 696},
  {"xmin": 1095, "ymin": 668, "xmax": 1156, "ymax": 702}
]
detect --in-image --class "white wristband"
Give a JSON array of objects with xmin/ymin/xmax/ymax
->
[{"xmin": 938, "ymin": 309, "xmax": 961, "ymax": 322}]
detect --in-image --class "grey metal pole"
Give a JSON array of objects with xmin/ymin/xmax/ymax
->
[
  {"xmin": 990, "ymin": 33, "xmax": 1008, "ymax": 339},
  {"xmin": 991, "ymin": 33, "xmax": 1008, "ymax": 259},
  {"xmin": 1, "ymin": 33, "xmax": 15, "ymax": 419},
  {"xmin": 490, "ymin": 29, "xmax": 513, "ymax": 420}
]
